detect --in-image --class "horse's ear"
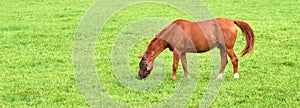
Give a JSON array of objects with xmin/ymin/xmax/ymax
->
[
  {"xmin": 138, "ymin": 55, "xmax": 143, "ymax": 58},
  {"xmin": 138, "ymin": 54, "xmax": 147, "ymax": 60}
]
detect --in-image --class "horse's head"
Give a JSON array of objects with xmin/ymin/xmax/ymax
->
[{"xmin": 137, "ymin": 54, "xmax": 153, "ymax": 80}]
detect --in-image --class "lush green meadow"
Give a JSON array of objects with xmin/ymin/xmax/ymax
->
[{"xmin": 1, "ymin": 0, "xmax": 299, "ymax": 107}]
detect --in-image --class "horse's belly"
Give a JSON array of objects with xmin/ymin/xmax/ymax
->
[
  {"xmin": 189, "ymin": 35, "xmax": 217, "ymax": 53},
  {"xmin": 195, "ymin": 42, "xmax": 217, "ymax": 53}
]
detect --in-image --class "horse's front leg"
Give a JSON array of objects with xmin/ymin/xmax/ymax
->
[
  {"xmin": 180, "ymin": 52, "xmax": 190, "ymax": 78},
  {"xmin": 172, "ymin": 49, "xmax": 180, "ymax": 81},
  {"xmin": 217, "ymin": 47, "xmax": 228, "ymax": 79}
]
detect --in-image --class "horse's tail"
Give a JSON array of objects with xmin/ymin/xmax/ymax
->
[{"xmin": 234, "ymin": 20, "xmax": 255, "ymax": 56}]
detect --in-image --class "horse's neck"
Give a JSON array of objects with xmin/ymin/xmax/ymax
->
[{"xmin": 145, "ymin": 38, "xmax": 168, "ymax": 61}]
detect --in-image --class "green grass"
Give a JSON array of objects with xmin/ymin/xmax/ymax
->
[
  {"xmin": 0, "ymin": 0, "xmax": 93, "ymax": 107},
  {"xmin": 1, "ymin": 0, "xmax": 299, "ymax": 107}
]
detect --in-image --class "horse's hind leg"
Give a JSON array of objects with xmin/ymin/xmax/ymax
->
[
  {"xmin": 217, "ymin": 47, "xmax": 228, "ymax": 79},
  {"xmin": 180, "ymin": 52, "xmax": 190, "ymax": 78},
  {"xmin": 172, "ymin": 49, "xmax": 180, "ymax": 81},
  {"xmin": 226, "ymin": 49, "xmax": 239, "ymax": 78}
]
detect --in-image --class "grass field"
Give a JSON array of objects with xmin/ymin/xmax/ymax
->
[{"xmin": 1, "ymin": 0, "xmax": 299, "ymax": 107}]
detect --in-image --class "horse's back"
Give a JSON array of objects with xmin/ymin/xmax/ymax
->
[
  {"xmin": 168, "ymin": 19, "xmax": 219, "ymax": 52},
  {"xmin": 159, "ymin": 18, "xmax": 238, "ymax": 53}
]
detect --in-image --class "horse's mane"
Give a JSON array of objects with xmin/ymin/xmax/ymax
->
[
  {"xmin": 144, "ymin": 38, "xmax": 158, "ymax": 54},
  {"xmin": 144, "ymin": 21, "xmax": 179, "ymax": 55}
]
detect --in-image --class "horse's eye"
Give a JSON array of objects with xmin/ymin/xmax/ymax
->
[
  {"xmin": 139, "ymin": 62, "xmax": 147, "ymax": 68},
  {"xmin": 141, "ymin": 63, "xmax": 147, "ymax": 68},
  {"xmin": 143, "ymin": 63, "xmax": 148, "ymax": 68}
]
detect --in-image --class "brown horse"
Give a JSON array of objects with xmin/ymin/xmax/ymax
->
[{"xmin": 137, "ymin": 18, "xmax": 254, "ymax": 80}]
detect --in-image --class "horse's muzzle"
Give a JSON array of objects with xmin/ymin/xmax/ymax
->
[
  {"xmin": 138, "ymin": 71, "xmax": 146, "ymax": 80},
  {"xmin": 137, "ymin": 76, "xmax": 142, "ymax": 80}
]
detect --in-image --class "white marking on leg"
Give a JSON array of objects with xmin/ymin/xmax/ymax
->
[
  {"xmin": 185, "ymin": 74, "xmax": 190, "ymax": 78},
  {"xmin": 217, "ymin": 73, "xmax": 224, "ymax": 79},
  {"xmin": 233, "ymin": 73, "xmax": 239, "ymax": 79}
]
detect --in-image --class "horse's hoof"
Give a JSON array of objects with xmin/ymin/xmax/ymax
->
[
  {"xmin": 185, "ymin": 74, "xmax": 190, "ymax": 78},
  {"xmin": 233, "ymin": 73, "xmax": 239, "ymax": 79},
  {"xmin": 217, "ymin": 73, "xmax": 223, "ymax": 79},
  {"xmin": 171, "ymin": 76, "xmax": 176, "ymax": 81}
]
